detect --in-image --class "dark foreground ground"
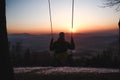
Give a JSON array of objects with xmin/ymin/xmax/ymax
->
[
  {"xmin": 15, "ymin": 73, "xmax": 120, "ymax": 80},
  {"xmin": 14, "ymin": 67, "xmax": 120, "ymax": 80}
]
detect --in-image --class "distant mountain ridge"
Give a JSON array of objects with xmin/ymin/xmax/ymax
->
[
  {"xmin": 9, "ymin": 33, "xmax": 32, "ymax": 36},
  {"xmin": 8, "ymin": 32, "xmax": 118, "ymax": 53}
]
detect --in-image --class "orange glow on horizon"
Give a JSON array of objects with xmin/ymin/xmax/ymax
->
[
  {"xmin": 7, "ymin": 23, "xmax": 118, "ymax": 34},
  {"xmin": 8, "ymin": 27, "xmax": 118, "ymax": 35},
  {"xmin": 69, "ymin": 27, "xmax": 77, "ymax": 33}
]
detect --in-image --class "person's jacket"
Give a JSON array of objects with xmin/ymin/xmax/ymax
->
[{"xmin": 50, "ymin": 37, "xmax": 75, "ymax": 53}]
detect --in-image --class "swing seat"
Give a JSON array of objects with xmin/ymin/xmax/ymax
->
[{"xmin": 52, "ymin": 52, "xmax": 74, "ymax": 66}]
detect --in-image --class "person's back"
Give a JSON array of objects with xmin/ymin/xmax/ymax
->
[{"xmin": 50, "ymin": 32, "xmax": 75, "ymax": 66}]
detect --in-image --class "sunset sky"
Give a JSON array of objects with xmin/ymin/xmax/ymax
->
[{"xmin": 6, "ymin": 0, "xmax": 119, "ymax": 34}]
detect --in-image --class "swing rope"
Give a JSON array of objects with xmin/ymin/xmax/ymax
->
[
  {"xmin": 71, "ymin": 0, "xmax": 74, "ymax": 37},
  {"xmin": 48, "ymin": 0, "xmax": 74, "ymax": 38},
  {"xmin": 48, "ymin": 0, "xmax": 53, "ymax": 38}
]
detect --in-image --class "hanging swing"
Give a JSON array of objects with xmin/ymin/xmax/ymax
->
[
  {"xmin": 48, "ymin": 0, "xmax": 74, "ymax": 38},
  {"xmin": 48, "ymin": 0, "xmax": 53, "ymax": 38}
]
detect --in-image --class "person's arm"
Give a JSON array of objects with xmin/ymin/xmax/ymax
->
[
  {"xmin": 68, "ymin": 36, "xmax": 75, "ymax": 50},
  {"xmin": 71, "ymin": 36, "xmax": 75, "ymax": 49},
  {"xmin": 49, "ymin": 38, "xmax": 54, "ymax": 51}
]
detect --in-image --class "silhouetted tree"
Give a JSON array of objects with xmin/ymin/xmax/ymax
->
[
  {"xmin": 0, "ymin": 0, "xmax": 14, "ymax": 80},
  {"xmin": 24, "ymin": 48, "xmax": 31, "ymax": 66},
  {"xmin": 15, "ymin": 41, "xmax": 22, "ymax": 53},
  {"xmin": 102, "ymin": 0, "xmax": 120, "ymax": 11},
  {"xmin": 15, "ymin": 41, "xmax": 23, "ymax": 66},
  {"xmin": 10, "ymin": 42, "xmax": 23, "ymax": 66},
  {"xmin": 118, "ymin": 19, "xmax": 120, "ymax": 55},
  {"xmin": 102, "ymin": 0, "xmax": 120, "ymax": 55}
]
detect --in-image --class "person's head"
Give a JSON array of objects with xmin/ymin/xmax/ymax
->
[{"xmin": 59, "ymin": 32, "xmax": 65, "ymax": 38}]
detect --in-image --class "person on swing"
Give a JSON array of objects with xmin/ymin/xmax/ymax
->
[{"xmin": 50, "ymin": 32, "xmax": 75, "ymax": 66}]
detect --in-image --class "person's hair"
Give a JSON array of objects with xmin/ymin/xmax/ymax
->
[{"xmin": 59, "ymin": 32, "xmax": 65, "ymax": 38}]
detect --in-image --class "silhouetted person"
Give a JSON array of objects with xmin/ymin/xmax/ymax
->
[{"xmin": 50, "ymin": 32, "xmax": 75, "ymax": 66}]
